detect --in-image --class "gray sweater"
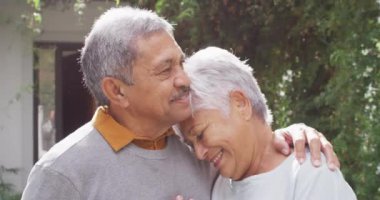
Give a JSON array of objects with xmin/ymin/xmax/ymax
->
[{"xmin": 22, "ymin": 123, "xmax": 216, "ymax": 200}]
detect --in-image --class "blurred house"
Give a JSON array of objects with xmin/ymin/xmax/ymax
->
[{"xmin": 0, "ymin": 0, "xmax": 113, "ymax": 191}]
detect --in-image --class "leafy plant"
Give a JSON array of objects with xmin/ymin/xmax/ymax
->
[
  {"xmin": 17, "ymin": 0, "xmax": 380, "ymax": 199},
  {"xmin": 0, "ymin": 166, "xmax": 21, "ymax": 200}
]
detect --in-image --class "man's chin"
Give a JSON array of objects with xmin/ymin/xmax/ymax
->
[{"xmin": 171, "ymin": 109, "xmax": 192, "ymax": 123}]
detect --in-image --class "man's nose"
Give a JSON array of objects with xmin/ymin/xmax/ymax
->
[
  {"xmin": 174, "ymin": 68, "xmax": 191, "ymax": 88},
  {"xmin": 194, "ymin": 143, "xmax": 208, "ymax": 160}
]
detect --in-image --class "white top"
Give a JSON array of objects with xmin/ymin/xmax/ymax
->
[{"xmin": 212, "ymin": 152, "xmax": 356, "ymax": 200}]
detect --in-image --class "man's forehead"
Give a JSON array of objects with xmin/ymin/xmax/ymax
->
[
  {"xmin": 136, "ymin": 30, "xmax": 179, "ymax": 49},
  {"xmin": 135, "ymin": 32, "xmax": 184, "ymax": 62}
]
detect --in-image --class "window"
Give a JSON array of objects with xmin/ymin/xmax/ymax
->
[{"xmin": 34, "ymin": 43, "xmax": 95, "ymax": 161}]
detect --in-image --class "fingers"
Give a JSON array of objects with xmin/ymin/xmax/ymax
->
[
  {"xmin": 285, "ymin": 124, "xmax": 307, "ymax": 164},
  {"xmin": 273, "ymin": 129, "xmax": 291, "ymax": 155},
  {"xmin": 305, "ymin": 127, "xmax": 322, "ymax": 167},
  {"xmin": 292, "ymin": 129, "xmax": 306, "ymax": 164},
  {"xmin": 299, "ymin": 125, "xmax": 340, "ymax": 170},
  {"xmin": 274, "ymin": 124, "xmax": 307, "ymax": 163},
  {"xmin": 320, "ymin": 134, "xmax": 340, "ymax": 171}
]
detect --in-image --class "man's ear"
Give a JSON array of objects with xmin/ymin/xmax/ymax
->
[
  {"xmin": 101, "ymin": 77, "xmax": 129, "ymax": 108},
  {"xmin": 229, "ymin": 90, "xmax": 252, "ymax": 120}
]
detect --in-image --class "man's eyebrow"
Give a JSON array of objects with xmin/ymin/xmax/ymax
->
[
  {"xmin": 156, "ymin": 53, "xmax": 184, "ymax": 68},
  {"xmin": 151, "ymin": 59, "xmax": 172, "ymax": 73}
]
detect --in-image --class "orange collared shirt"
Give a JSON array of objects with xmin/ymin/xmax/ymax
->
[{"xmin": 92, "ymin": 106, "xmax": 173, "ymax": 152}]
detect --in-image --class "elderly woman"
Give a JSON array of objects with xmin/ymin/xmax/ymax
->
[{"xmin": 179, "ymin": 47, "xmax": 356, "ymax": 200}]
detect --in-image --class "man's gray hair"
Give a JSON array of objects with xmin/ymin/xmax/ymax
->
[
  {"xmin": 80, "ymin": 6, "xmax": 174, "ymax": 105},
  {"xmin": 184, "ymin": 47, "xmax": 273, "ymax": 125}
]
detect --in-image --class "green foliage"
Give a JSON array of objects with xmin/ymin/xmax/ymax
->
[
  {"xmin": 23, "ymin": 0, "xmax": 380, "ymax": 198},
  {"xmin": 26, "ymin": 0, "xmax": 42, "ymax": 34},
  {"xmin": 154, "ymin": 0, "xmax": 380, "ymax": 198},
  {"xmin": 0, "ymin": 166, "xmax": 21, "ymax": 200}
]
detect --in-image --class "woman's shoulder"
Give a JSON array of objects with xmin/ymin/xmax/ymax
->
[{"xmin": 293, "ymin": 151, "xmax": 357, "ymax": 200}]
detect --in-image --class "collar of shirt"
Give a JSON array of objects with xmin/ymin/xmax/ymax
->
[{"xmin": 92, "ymin": 106, "xmax": 173, "ymax": 152}]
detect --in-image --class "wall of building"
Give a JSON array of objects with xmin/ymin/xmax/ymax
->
[
  {"xmin": 0, "ymin": 2, "xmax": 34, "ymax": 192},
  {"xmin": 36, "ymin": 1, "xmax": 114, "ymax": 43},
  {"xmin": 0, "ymin": 0, "xmax": 114, "ymax": 192}
]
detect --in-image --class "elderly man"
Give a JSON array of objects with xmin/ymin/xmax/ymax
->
[{"xmin": 22, "ymin": 6, "xmax": 338, "ymax": 200}]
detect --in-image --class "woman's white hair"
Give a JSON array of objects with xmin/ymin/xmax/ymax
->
[{"xmin": 184, "ymin": 47, "xmax": 273, "ymax": 125}]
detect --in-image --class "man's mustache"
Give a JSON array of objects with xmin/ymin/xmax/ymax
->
[{"xmin": 171, "ymin": 86, "xmax": 190, "ymax": 101}]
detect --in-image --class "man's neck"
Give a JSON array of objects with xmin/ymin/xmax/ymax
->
[{"xmin": 108, "ymin": 106, "xmax": 171, "ymax": 140}]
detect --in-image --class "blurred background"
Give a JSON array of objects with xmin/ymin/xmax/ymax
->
[{"xmin": 0, "ymin": 0, "xmax": 379, "ymax": 199}]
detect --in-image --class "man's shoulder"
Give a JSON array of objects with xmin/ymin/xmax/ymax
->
[
  {"xmin": 35, "ymin": 122, "xmax": 109, "ymax": 171},
  {"xmin": 168, "ymin": 135, "xmax": 217, "ymax": 179},
  {"xmin": 167, "ymin": 134, "xmax": 207, "ymax": 163}
]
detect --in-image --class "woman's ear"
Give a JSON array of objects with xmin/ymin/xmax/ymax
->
[
  {"xmin": 101, "ymin": 77, "xmax": 130, "ymax": 108},
  {"xmin": 229, "ymin": 90, "xmax": 252, "ymax": 120}
]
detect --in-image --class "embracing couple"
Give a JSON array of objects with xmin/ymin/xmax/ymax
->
[{"xmin": 22, "ymin": 6, "xmax": 356, "ymax": 200}]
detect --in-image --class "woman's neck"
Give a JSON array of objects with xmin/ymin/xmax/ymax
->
[
  {"xmin": 241, "ymin": 124, "xmax": 288, "ymax": 179},
  {"xmin": 256, "ymin": 132, "xmax": 288, "ymax": 174}
]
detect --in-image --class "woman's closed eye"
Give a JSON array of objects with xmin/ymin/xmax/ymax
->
[{"xmin": 196, "ymin": 132, "xmax": 204, "ymax": 141}]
